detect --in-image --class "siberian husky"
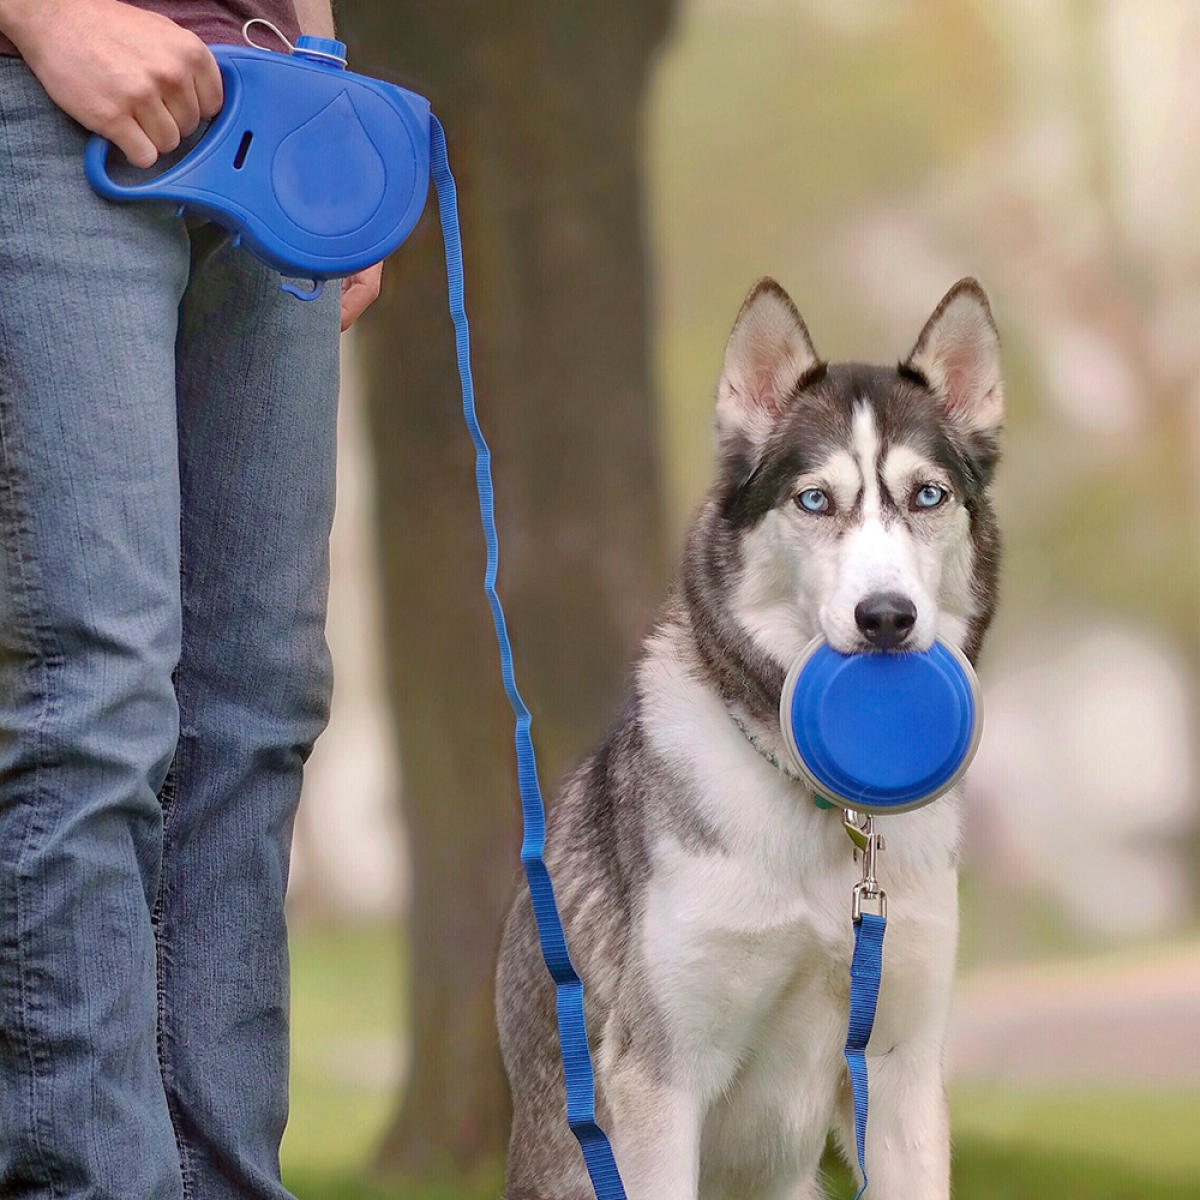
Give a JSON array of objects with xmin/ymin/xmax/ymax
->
[{"xmin": 496, "ymin": 278, "xmax": 1003, "ymax": 1200}]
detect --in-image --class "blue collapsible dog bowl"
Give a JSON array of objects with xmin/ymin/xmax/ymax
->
[{"xmin": 779, "ymin": 637, "xmax": 982, "ymax": 814}]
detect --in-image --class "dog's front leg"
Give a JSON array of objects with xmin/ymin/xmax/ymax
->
[
  {"xmin": 604, "ymin": 1060, "xmax": 701, "ymax": 1200},
  {"xmin": 838, "ymin": 1047, "xmax": 950, "ymax": 1199}
]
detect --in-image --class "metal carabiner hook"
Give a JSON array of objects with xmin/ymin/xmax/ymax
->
[{"xmin": 846, "ymin": 808, "xmax": 887, "ymax": 922}]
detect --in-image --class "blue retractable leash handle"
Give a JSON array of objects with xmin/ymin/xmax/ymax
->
[
  {"xmin": 85, "ymin": 38, "xmax": 432, "ymax": 298},
  {"xmin": 84, "ymin": 36, "xmax": 626, "ymax": 1200}
]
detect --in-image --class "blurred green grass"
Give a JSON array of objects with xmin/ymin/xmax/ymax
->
[
  {"xmin": 283, "ymin": 924, "xmax": 407, "ymax": 1180},
  {"xmin": 283, "ymin": 922, "xmax": 1200, "ymax": 1199}
]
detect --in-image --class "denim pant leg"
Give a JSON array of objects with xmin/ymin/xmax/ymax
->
[
  {"xmin": 0, "ymin": 60, "xmax": 188, "ymax": 1198},
  {"xmin": 154, "ymin": 226, "xmax": 340, "ymax": 1198}
]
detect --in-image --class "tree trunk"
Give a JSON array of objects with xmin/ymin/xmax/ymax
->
[{"xmin": 341, "ymin": 2, "xmax": 675, "ymax": 1179}]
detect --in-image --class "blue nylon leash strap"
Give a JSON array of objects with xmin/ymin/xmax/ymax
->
[
  {"xmin": 428, "ymin": 115, "xmax": 627, "ymax": 1200},
  {"xmin": 846, "ymin": 911, "xmax": 886, "ymax": 1199}
]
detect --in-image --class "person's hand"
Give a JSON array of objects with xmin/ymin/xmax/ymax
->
[
  {"xmin": 341, "ymin": 262, "xmax": 383, "ymax": 331},
  {"xmin": 0, "ymin": 0, "xmax": 223, "ymax": 168}
]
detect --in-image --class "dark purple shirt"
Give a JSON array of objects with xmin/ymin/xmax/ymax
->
[{"xmin": 1, "ymin": 1, "xmax": 301, "ymax": 58}]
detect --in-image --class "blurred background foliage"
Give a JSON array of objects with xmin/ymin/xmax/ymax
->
[{"xmin": 284, "ymin": 0, "xmax": 1200, "ymax": 1195}]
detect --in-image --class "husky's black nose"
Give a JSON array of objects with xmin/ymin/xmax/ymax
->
[{"xmin": 855, "ymin": 592, "xmax": 917, "ymax": 650}]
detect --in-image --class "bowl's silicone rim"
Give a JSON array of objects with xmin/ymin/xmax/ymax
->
[{"xmin": 777, "ymin": 635, "xmax": 984, "ymax": 815}]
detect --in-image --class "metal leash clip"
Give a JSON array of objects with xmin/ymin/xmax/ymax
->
[{"xmin": 844, "ymin": 808, "xmax": 887, "ymax": 922}]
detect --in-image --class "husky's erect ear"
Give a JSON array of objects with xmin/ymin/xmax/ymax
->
[
  {"xmin": 716, "ymin": 278, "xmax": 823, "ymax": 452},
  {"xmin": 904, "ymin": 278, "xmax": 1003, "ymax": 446}
]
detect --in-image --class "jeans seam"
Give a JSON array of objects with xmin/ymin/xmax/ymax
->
[
  {"xmin": 0, "ymin": 347, "xmax": 66, "ymax": 1197},
  {"xmin": 155, "ymin": 935, "xmax": 197, "ymax": 1200},
  {"xmin": 155, "ymin": 731, "xmax": 197, "ymax": 1200}
]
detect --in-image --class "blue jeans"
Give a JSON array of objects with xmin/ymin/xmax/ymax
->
[{"xmin": 0, "ymin": 58, "xmax": 340, "ymax": 1198}]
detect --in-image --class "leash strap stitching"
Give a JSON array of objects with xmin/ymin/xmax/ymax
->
[
  {"xmin": 846, "ymin": 910, "xmax": 886, "ymax": 1199},
  {"xmin": 429, "ymin": 115, "xmax": 626, "ymax": 1200}
]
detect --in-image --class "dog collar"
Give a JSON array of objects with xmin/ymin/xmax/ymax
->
[{"xmin": 729, "ymin": 712, "xmax": 836, "ymax": 809}]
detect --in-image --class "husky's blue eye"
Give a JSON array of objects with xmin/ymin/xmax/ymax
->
[
  {"xmin": 797, "ymin": 487, "xmax": 830, "ymax": 514},
  {"xmin": 914, "ymin": 483, "xmax": 947, "ymax": 509}
]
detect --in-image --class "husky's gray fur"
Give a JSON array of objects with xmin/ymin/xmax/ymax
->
[{"xmin": 497, "ymin": 278, "xmax": 1003, "ymax": 1200}]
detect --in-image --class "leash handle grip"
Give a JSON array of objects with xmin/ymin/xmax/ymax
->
[
  {"xmin": 84, "ymin": 56, "xmax": 243, "ymax": 201},
  {"xmin": 83, "ymin": 43, "xmax": 431, "ymax": 281}
]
